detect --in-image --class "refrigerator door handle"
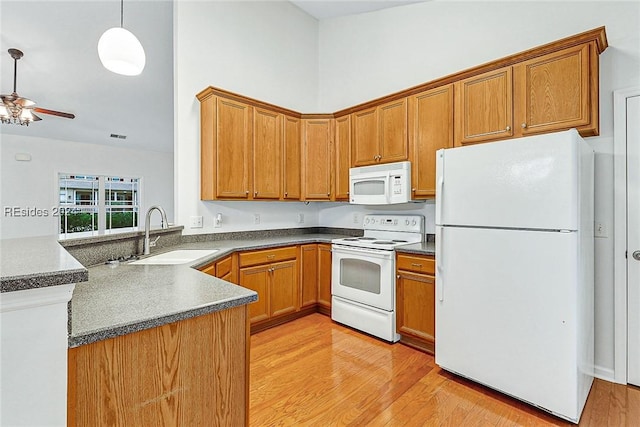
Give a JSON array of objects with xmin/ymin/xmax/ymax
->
[{"xmin": 437, "ymin": 226, "xmax": 444, "ymax": 302}]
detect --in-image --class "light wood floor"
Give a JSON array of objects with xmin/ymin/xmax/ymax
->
[{"xmin": 250, "ymin": 313, "xmax": 640, "ymax": 426}]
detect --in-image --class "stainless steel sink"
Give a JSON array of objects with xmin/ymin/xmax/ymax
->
[{"xmin": 129, "ymin": 249, "xmax": 219, "ymax": 265}]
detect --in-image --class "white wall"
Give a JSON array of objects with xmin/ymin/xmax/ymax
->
[
  {"xmin": 0, "ymin": 134, "xmax": 174, "ymax": 239},
  {"xmin": 174, "ymin": 0, "xmax": 320, "ymax": 235},
  {"xmin": 317, "ymin": 1, "xmax": 640, "ymax": 380}
]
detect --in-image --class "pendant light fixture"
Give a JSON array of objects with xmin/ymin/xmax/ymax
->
[{"xmin": 98, "ymin": 0, "xmax": 145, "ymax": 76}]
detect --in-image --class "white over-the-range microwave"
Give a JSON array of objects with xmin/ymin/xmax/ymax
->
[{"xmin": 349, "ymin": 161, "xmax": 411, "ymax": 205}]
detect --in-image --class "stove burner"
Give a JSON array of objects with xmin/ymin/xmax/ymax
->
[
  {"xmin": 392, "ymin": 239, "xmax": 408, "ymax": 243},
  {"xmin": 373, "ymin": 241, "xmax": 395, "ymax": 245},
  {"xmin": 342, "ymin": 238, "xmax": 359, "ymax": 241},
  {"xmin": 358, "ymin": 237, "xmax": 376, "ymax": 240}
]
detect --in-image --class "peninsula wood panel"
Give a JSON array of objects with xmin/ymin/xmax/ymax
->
[
  {"xmin": 300, "ymin": 244, "xmax": 319, "ymax": 308},
  {"xmin": 302, "ymin": 118, "xmax": 333, "ymax": 200},
  {"xmin": 282, "ymin": 115, "xmax": 301, "ymax": 199},
  {"xmin": 252, "ymin": 108, "xmax": 281, "ymax": 199},
  {"xmin": 455, "ymin": 67, "xmax": 514, "ymax": 146},
  {"xmin": 408, "ymin": 84, "xmax": 454, "ymax": 198},
  {"xmin": 334, "ymin": 116, "xmax": 351, "ymax": 201},
  {"xmin": 378, "ymin": 97, "xmax": 408, "ymax": 163},
  {"xmin": 68, "ymin": 306, "xmax": 248, "ymax": 427},
  {"xmin": 216, "ymin": 97, "xmax": 253, "ymax": 198},
  {"xmin": 514, "ymin": 43, "xmax": 594, "ymax": 137}
]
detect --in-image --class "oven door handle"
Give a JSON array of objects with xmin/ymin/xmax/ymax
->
[{"xmin": 331, "ymin": 245, "xmax": 395, "ymax": 260}]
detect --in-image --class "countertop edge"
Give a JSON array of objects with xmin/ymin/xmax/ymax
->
[
  {"xmin": 69, "ymin": 293, "xmax": 257, "ymax": 348},
  {"xmin": 1, "ymin": 268, "xmax": 88, "ymax": 293}
]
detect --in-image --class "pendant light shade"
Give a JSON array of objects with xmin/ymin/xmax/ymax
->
[
  {"xmin": 98, "ymin": 27, "xmax": 145, "ymax": 76},
  {"xmin": 98, "ymin": 0, "xmax": 145, "ymax": 76}
]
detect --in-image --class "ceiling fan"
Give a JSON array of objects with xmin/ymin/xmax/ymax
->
[{"xmin": 0, "ymin": 48, "xmax": 75, "ymax": 125}]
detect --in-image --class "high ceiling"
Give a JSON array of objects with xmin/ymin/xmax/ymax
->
[
  {"xmin": 0, "ymin": 1, "xmax": 174, "ymax": 152},
  {"xmin": 0, "ymin": 1, "xmax": 427, "ymax": 153}
]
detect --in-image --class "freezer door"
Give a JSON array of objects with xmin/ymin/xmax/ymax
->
[
  {"xmin": 435, "ymin": 129, "xmax": 587, "ymax": 231},
  {"xmin": 435, "ymin": 226, "xmax": 592, "ymax": 422}
]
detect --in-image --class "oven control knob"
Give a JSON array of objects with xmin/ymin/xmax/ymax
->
[
  {"xmin": 412, "ymin": 219, "xmax": 417, "ymax": 226},
  {"xmin": 405, "ymin": 219, "xmax": 410, "ymax": 225},
  {"xmin": 365, "ymin": 218, "xmax": 370, "ymax": 225},
  {"xmin": 393, "ymin": 219, "xmax": 397, "ymax": 225}
]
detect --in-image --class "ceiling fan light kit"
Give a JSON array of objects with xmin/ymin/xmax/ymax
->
[
  {"xmin": 98, "ymin": 0, "xmax": 145, "ymax": 76},
  {"xmin": 1, "ymin": 48, "xmax": 74, "ymax": 126}
]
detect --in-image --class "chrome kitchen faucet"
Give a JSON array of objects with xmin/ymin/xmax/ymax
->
[{"xmin": 143, "ymin": 205, "xmax": 169, "ymax": 255}]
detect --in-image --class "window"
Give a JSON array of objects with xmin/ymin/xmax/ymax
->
[{"xmin": 59, "ymin": 174, "xmax": 140, "ymax": 238}]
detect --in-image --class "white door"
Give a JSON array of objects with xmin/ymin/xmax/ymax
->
[{"xmin": 627, "ymin": 95, "xmax": 640, "ymax": 387}]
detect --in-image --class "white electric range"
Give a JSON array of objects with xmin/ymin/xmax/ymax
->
[{"xmin": 331, "ymin": 214, "xmax": 424, "ymax": 342}]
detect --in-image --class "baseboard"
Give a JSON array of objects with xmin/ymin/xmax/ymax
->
[{"xmin": 594, "ymin": 365, "xmax": 615, "ymax": 383}]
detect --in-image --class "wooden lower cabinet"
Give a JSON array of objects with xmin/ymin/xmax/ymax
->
[
  {"xmin": 300, "ymin": 243, "xmax": 332, "ymax": 315},
  {"xmin": 317, "ymin": 244, "xmax": 332, "ymax": 313},
  {"xmin": 396, "ymin": 253, "xmax": 436, "ymax": 354},
  {"xmin": 201, "ymin": 254, "xmax": 238, "ymax": 284},
  {"xmin": 67, "ymin": 305, "xmax": 249, "ymax": 426},
  {"xmin": 238, "ymin": 246, "xmax": 300, "ymax": 331}
]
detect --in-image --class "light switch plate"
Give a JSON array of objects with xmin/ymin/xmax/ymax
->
[
  {"xmin": 595, "ymin": 221, "xmax": 607, "ymax": 238},
  {"xmin": 254, "ymin": 214, "xmax": 260, "ymax": 225},
  {"xmin": 298, "ymin": 213, "xmax": 304, "ymax": 224}
]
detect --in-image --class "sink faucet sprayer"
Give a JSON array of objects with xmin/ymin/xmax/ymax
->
[{"xmin": 143, "ymin": 205, "xmax": 169, "ymax": 255}]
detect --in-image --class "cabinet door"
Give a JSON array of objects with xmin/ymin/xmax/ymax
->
[
  {"xmin": 283, "ymin": 115, "xmax": 301, "ymax": 200},
  {"xmin": 270, "ymin": 259, "xmax": 298, "ymax": 318},
  {"xmin": 239, "ymin": 265, "xmax": 270, "ymax": 323},
  {"xmin": 216, "ymin": 97, "xmax": 252, "ymax": 198},
  {"xmin": 455, "ymin": 67, "xmax": 513, "ymax": 146},
  {"xmin": 300, "ymin": 244, "xmax": 318, "ymax": 308},
  {"xmin": 317, "ymin": 244, "xmax": 332, "ymax": 310},
  {"xmin": 409, "ymin": 85, "xmax": 454, "ymax": 198},
  {"xmin": 351, "ymin": 107, "xmax": 379, "ymax": 166},
  {"xmin": 253, "ymin": 108, "xmax": 281, "ymax": 199},
  {"xmin": 396, "ymin": 271, "xmax": 435, "ymax": 343},
  {"xmin": 334, "ymin": 116, "xmax": 351, "ymax": 201},
  {"xmin": 514, "ymin": 43, "xmax": 593, "ymax": 137},
  {"xmin": 379, "ymin": 98, "xmax": 408, "ymax": 163},
  {"xmin": 302, "ymin": 119, "xmax": 333, "ymax": 200}
]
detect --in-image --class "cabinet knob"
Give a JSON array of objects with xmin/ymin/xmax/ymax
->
[
  {"xmin": 521, "ymin": 123, "xmax": 527, "ymax": 129},
  {"xmin": 327, "ymin": 193, "xmax": 331, "ymax": 197},
  {"xmin": 245, "ymin": 190, "xmax": 249, "ymax": 195},
  {"xmin": 254, "ymin": 191, "xmax": 258, "ymax": 197},
  {"xmin": 284, "ymin": 192, "xmax": 288, "ymax": 197},
  {"xmin": 505, "ymin": 126, "xmax": 511, "ymax": 131}
]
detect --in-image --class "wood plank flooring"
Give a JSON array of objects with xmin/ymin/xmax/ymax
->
[{"xmin": 250, "ymin": 313, "xmax": 640, "ymax": 426}]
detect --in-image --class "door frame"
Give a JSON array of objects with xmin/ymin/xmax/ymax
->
[{"xmin": 613, "ymin": 86, "xmax": 640, "ymax": 384}]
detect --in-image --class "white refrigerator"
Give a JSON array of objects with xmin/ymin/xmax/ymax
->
[{"xmin": 434, "ymin": 129, "xmax": 594, "ymax": 423}]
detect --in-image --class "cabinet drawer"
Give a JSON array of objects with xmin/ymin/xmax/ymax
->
[
  {"xmin": 215, "ymin": 256, "xmax": 233, "ymax": 277},
  {"xmin": 397, "ymin": 254, "xmax": 435, "ymax": 274},
  {"xmin": 239, "ymin": 246, "xmax": 297, "ymax": 267}
]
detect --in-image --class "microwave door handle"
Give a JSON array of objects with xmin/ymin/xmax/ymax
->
[{"xmin": 386, "ymin": 172, "xmax": 392, "ymax": 203}]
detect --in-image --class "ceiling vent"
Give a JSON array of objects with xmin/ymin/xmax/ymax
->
[{"xmin": 110, "ymin": 133, "xmax": 127, "ymax": 139}]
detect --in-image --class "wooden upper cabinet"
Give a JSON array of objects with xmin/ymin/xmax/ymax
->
[
  {"xmin": 199, "ymin": 95, "xmax": 253, "ymax": 200},
  {"xmin": 351, "ymin": 107, "xmax": 379, "ymax": 166},
  {"xmin": 379, "ymin": 98, "xmax": 408, "ymax": 163},
  {"xmin": 514, "ymin": 43, "xmax": 596, "ymax": 137},
  {"xmin": 351, "ymin": 98, "xmax": 408, "ymax": 166},
  {"xmin": 216, "ymin": 98, "xmax": 253, "ymax": 198},
  {"xmin": 252, "ymin": 108, "xmax": 282, "ymax": 199},
  {"xmin": 334, "ymin": 115, "xmax": 351, "ymax": 201},
  {"xmin": 302, "ymin": 118, "xmax": 333, "ymax": 200},
  {"xmin": 283, "ymin": 115, "xmax": 301, "ymax": 200},
  {"xmin": 408, "ymin": 84, "xmax": 454, "ymax": 199},
  {"xmin": 455, "ymin": 67, "xmax": 513, "ymax": 146}
]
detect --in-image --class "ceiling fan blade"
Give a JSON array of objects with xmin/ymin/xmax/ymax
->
[
  {"xmin": 31, "ymin": 112, "xmax": 42, "ymax": 121},
  {"xmin": 13, "ymin": 96, "xmax": 35, "ymax": 107},
  {"xmin": 33, "ymin": 107, "xmax": 75, "ymax": 119}
]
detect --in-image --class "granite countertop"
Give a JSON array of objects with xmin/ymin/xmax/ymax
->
[
  {"xmin": 69, "ymin": 233, "xmax": 347, "ymax": 348},
  {"xmin": 0, "ymin": 236, "xmax": 88, "ymax": 292},
  {"xmin": 395, "ymin": 240, "xmax": 436, "ymax": 256}
]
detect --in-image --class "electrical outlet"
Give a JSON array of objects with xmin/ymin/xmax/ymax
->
[
  {"xmin": 353, "ymin": 213, "xmax": 359, "ymax": 224},
  {"xmin": 298, "ymin": 213, "xmax": 305, "ymax": 224},
  {"xmin": 595, "ymin": 221, "xmax": 607, "ymax": 238},
  {"xmin": 254, "ymin": 213, "xmax": 260, "ymax": 225},
  {"xmin": 214, "ymin": 213, "xmax": 222, "ymax": 228},
  {"xmin": 190, "ymin": 216, "xmax": 203, "ymax": 228}
]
